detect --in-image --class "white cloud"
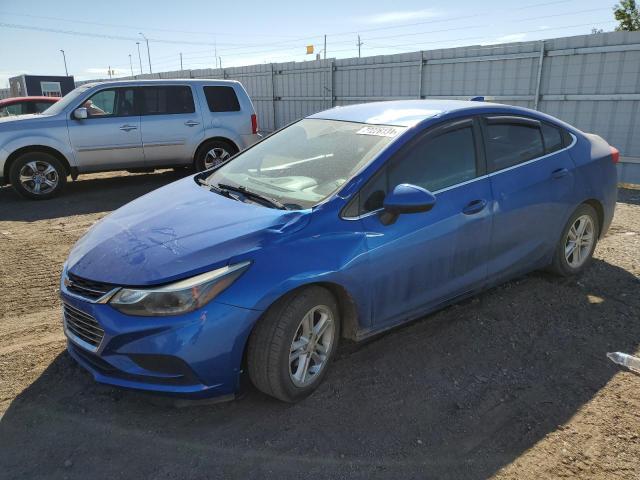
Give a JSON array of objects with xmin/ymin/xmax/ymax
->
[
  {"xmin": 493, "ymin": 33, "xmax": 527, "ymax": 43},
  {"xmin": 362, "ymin": 9, "xmax": 440, "ymax": 24}
]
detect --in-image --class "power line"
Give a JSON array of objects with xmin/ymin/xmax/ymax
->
[
  {"xmin": 0, "ymin": 10, "xmax": 303, "ymax": 39},
  {"xmin": 0, "ymin": 0, "xmax": 590, "ymax": 56}
]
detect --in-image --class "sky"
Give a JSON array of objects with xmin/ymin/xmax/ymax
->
[{"xmin": 0, "ymin": 0, "xmax": 617, "ymax": 87}]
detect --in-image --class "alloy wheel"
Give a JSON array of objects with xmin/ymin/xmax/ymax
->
[
  {"xmin": 18, "ymin": 160, "xmax": 59, "ymax": 195},
  {"xmin": 289, "ymin": 305, "xmax": 335, "ymax": 387},
  {"xmin": 564, "ymin": 214, "xmax": 595, "ymax": 268},
  {"xmin": 203, "ymin": 147, "xmax": 231, "ymax": 169}
]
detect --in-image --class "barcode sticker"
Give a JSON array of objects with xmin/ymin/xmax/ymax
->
[{"xmin": 356, "ymin": 126, "xmax": 402, "ymax": 137}]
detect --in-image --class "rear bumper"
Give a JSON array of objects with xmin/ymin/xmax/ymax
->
[
  {"xmin": 239, "ymin": 133, "xmax": 262, "ymax": 150},
  {"xmin": 0, "ymin": 146, "xmax": 9, "ymax": 184},
  {"xmin": 61, "ymin": 292, "xmax": 262, "ymax": 398}
]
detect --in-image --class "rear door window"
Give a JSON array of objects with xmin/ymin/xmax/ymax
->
[
  {"xmin": 33, "ymin": 101, "xmax": 55, "ymax": 113},
  {"xmin": 203, "ymin": 86, "xmax": 240, "ymax": 112},
  {"xmin": 541, "ymin": 122, "xmax": 564, "ymax": 154},
  {"xmin": 140, "ymin": 86, "xmax": 195, "ymax": 115},
  {"xmin": 483, "ymin": 117, "xmax": 544, "ymax": 172}
]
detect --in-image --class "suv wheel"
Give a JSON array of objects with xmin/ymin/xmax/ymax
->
[
  {"xmin": 9, "ymin": 152, "xmax": 67, "ymax": 200},
  {"xmin": 550, "ymin": 204, "xmax": 599, "ymax": 276},
  {"xmin": 247, "ymin": 286, "xmax": 340, "ymax": 402},
  {"xmin": 194, "ymin": 140, "xmax": 237, "ymax": 172}
]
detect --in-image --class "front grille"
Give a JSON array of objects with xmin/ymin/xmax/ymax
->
[
  {"xmin": 66, "ymin": 272, "xmax": 114, "ymax": 300},
  {"xmin": 63, "ymin": 303, "xmax": 105, "ymax": 350}
]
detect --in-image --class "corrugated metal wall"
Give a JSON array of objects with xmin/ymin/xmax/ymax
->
[{"xmin": 89, "ymin": 31, "xmax": 640, "ymax": 161}]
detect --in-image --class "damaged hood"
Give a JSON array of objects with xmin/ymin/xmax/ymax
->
[{"xmin": 66, "ymin": 176, "xmax": 311, "ymax": 286}]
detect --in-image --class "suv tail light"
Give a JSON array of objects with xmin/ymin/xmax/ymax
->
[
  {"xmin": 610, "ymin": 146, "xmax": 620, "ymax": 164},
  {"xmin": 251, "ymin": 114, "xmax": 258, "ymax": 135}
]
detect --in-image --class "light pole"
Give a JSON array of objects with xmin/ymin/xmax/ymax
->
[
  {"xmin": 136, "ymin": 42, "xmax": 143, "ymax": 75},
  {"xmin": 128, "ymin": 54, "xmax": 134, "ymax": 77},
  {"xmin": 60, "ymin": 49, "xmax": 68, "ymax": 76},
  {"xmin": 139, "ymin": 32, "xmax": 152, "ymax": 74}
]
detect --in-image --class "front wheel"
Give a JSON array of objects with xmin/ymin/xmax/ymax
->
[
  {"xmin": 550, "ymin": 204, "xmax": 599, "ymax": 276},
  {"xmin": 247, "ymin": 286, "xmax": 340, "ymax": 402},
  {"xmin": 9, "ymin": 152, "xmax": 67, "ymax": 200}
]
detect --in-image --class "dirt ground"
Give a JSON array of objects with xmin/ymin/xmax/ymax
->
[{"xmin": 0, "ymin": 171, "xmax": 638, "ymax": 480}]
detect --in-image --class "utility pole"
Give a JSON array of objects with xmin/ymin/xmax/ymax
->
[
  {"xmin": 180, "ymin": 52, "xmax": 183, "ymax": 71},
  {"xmin": 357, "ymin": 35, "xmax": 363, "ymax": 58},
  {"xmin": 139, "ymin": 32, "xmax": 152, "ymax": 74},
  {"xmin": 128, "ymin": 54, "xmax": 134, "ymax": 77},
  {"xmin": 214, "ymin": 38, "xmax": 218, "ymax": 69},
  {"xmin": 324, "ymin": 34, "xmax": 327, "ymax": 60},
  {"xmin": 60, "ymin": 49, "xmax": 68, "ymax": 76},
  {"xmin": 136, "ymin": 42, "xmax": 143, "ymax": 74},
  {"xmin": 108, "ymin": 66, "xmax": 112, "ymax": 79},
  {"xmin": 218, "ymin": 56, "xmax": 223, "ymax": 69}
]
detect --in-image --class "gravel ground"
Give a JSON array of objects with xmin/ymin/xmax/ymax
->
[{"xmin": 0, "ymin": 171, "xmax": 639, "ymax": 480}]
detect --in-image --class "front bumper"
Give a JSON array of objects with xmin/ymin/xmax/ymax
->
[{"xmin": 61, "ymin": 291, "xmax": 262, "ymax": 398}]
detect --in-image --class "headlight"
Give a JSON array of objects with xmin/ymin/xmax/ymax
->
[{"xmin": 110, "ymin": 261, "xmax": 250, "ymax": 316}]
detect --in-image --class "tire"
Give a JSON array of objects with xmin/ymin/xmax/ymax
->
[
  {"xmin": 194, "ymin": 140, "xmax": 237, "ymax": 172},
  {"xmin": 550, "ymin": 204, "xmax": 599, "ymax": 277},
  {"xmin": 247, "ymin": 286, "xmax": 341, "ymax": 403},
  {"xmin": 9, "ymin": 151, "xmax": 67, "ymax": 200}
]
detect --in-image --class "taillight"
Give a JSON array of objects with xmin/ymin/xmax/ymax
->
[
  {"xmin": 251, "ymin": 114, "xmax": 258, "ymax": 134},
  {"xmin": 610, "ymin": 146, "xmax": 620, "ymax": 164}
]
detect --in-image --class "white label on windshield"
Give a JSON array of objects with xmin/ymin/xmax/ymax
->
[{"xmin": 356, "ymin": 126, "xmax": 402, "ymax": 137}]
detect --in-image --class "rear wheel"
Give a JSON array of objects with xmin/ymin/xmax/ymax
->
[
  {"xmin": 247, "ymin": 286, "xmax": 340, "ymax": 402},
  {"xmin": 194, "ymin": 140, "xmax": 237, "ymax": 172},
  {"xmin": 550, "ymin": 204, "xmax": 599, "ymax": 276},
  {"xmin": 9, "ymin": 152, "xmax": 67, "ymax": 200}
]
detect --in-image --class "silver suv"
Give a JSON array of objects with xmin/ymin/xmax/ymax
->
[{"xmin": 0, "ymin": 79, "xmax": 260, "ymax": 199}]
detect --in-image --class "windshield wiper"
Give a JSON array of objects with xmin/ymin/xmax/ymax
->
[
  {"xmin": 217, "ymin": 183, "xmax": 288, "ymax": 210},
  {"xmin": 198, "ymin": 178, "xmax": 241, "ymax": 201}
]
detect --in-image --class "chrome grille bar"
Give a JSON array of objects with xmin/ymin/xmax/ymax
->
[{"xmin": 63, "ymin": 303, "xmax": 105, "ymax": 351}]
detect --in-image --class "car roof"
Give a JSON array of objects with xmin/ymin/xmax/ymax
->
[
  {"xmin": 80, "ymin": 78, "xmax": 242, "ymax": 89},
  {"xmin": 0, "ymin": 96, "xmax": 59, "ymax": 105},
  {"xmin": 308, "ymin": 99, "xmax": 512, "ymax": 127}
]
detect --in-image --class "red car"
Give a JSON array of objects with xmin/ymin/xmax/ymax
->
[{"xmin": 0, "ymin": 96, "xmax": 59, "ymax": 117}]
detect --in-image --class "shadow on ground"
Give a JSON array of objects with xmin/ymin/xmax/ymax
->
[
  {"xmin": 1, "ymin": 257, "xmax": 638, "ymax": 479},
  {"xmin": 0, "ymin": 170, "xmax": 188, "ymax": 221},
  {"xmin": 618, "ymin": 187, "xmax": 640, "ymax": 206}
]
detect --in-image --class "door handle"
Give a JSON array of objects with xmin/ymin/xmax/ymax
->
[
  {"xmin": 119, "ymin": 124, "xmax": 137, "ymax": 132},
  {"xmin": 552, "ymin": 167, "xmax": 569, "ymax": 179},
  {"xmin": 184, "ymin": 120, "xmax": 200, "ymax": 127},
  {"xmin": 462, "ymin": 199, "xmax": 487, "ymax": 215}
]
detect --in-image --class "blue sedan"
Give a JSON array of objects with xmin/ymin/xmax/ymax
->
[{"xmin": 60, "ymin": 100, "xmax": 618, "ymax": 402}]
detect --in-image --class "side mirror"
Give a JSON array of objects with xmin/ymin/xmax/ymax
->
[
  {"xmin": 73, "ymin": 107, "xmax": 88, "ymax": 120},
  {"xmin": 380, "ymin": 184, "xmax": 436, "ymax": 225}
]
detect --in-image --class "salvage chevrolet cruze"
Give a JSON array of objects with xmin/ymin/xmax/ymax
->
[{"xmin": 60, "ymin": 100, "xmax": 618, "ymax": 402}]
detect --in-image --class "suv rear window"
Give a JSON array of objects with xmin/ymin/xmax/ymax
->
[
  {"xmin": 204, "ymin": 86, "xmax": 240, "ymax": 112},
  {"xmin": 140, "ymin": 86, "xmax": 195, "ymax": 115}
]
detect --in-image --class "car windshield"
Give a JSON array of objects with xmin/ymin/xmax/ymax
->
[
  {"xmin": 41, "ymin": 85, "xmax": 92, "ymax": 115},
  {"xmin": 204, "ymin": 119, "xmax": 404, "ymax": 209}
]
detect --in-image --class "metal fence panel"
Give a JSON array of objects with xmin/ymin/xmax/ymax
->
[{"xmin": 81, "ymin": 31, "xmax": 640, "ymax": 162}]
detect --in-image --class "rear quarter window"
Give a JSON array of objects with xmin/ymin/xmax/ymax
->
[{"xmin": 204, "ymin": 86, "xmax": 240, "ymax": 112}]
